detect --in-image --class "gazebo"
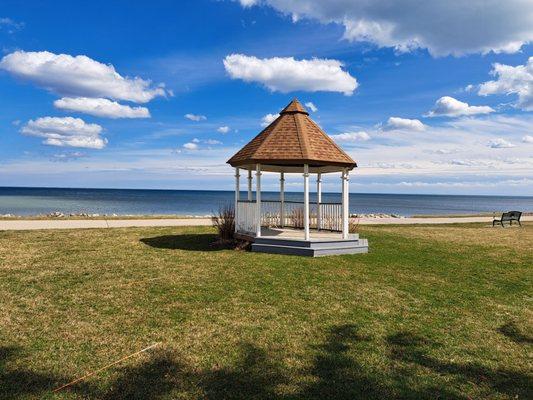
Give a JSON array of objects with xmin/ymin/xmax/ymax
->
[{"xmin": 227, "ymin": 99, "xmax": 368, "ymax": 256}]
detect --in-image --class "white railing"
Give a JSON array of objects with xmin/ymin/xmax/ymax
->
[
  {"xmin": 236, "ymin": 200, "xmax": 258, "ymax": 234},
  {"xmin": 236, "ymin": 200, "xmax": 342, "ymax": 233},
  {"xmin": 280, "ymin": 201, "xmax": 306, "ymax": 228},
  {"xmin": 318, "ymin": 203, "xmax": 342, "ymax": 231},
  {"xmin": 260, "ymin": 200, "xmax": 282, "ymax": 227}
]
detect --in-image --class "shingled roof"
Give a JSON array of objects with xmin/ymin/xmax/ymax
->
[{"xmin": 227, "ymin": 99, "xmax": 357, "ymax": 170}]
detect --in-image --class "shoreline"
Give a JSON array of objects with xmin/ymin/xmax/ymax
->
[
  {"xmin": 1, "ymin": 211, "xmax": 531, "ymax": 221},
  {"xmin": 0, "ymin": 214, "xmax": 210, "ymax": 221},
  {"xmin": 1, "ymin": 215, "xmax": 531, "ymax": 231}
]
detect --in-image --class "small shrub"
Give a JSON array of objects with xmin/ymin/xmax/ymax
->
[
  {"xmin": 212, "ymin": 204, "xmax": 235, "ymax": 241},
  {"xmin": 290, "ymin": 207, "xmax": 304, "ymax": 229},
  {"xmin": 349, "ymin": 217, "xmax": 360, "ymax": 233},
  {"xmin": 320, "ymin": 215, "xmax": 336, "ymax": 231}
]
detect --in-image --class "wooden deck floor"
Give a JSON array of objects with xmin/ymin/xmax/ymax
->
[{"xmin": 236, "ymin": 226, "xmax": 359, "ymax": 242}]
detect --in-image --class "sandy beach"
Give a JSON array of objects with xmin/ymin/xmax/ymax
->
[{"xmin": 1, "ymin": 215, "xmax": 530, "ymax": 231}]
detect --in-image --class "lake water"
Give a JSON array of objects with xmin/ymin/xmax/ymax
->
[{"xmin": 1, "ymin": 187, "xmax": 532, "ymax": 217}]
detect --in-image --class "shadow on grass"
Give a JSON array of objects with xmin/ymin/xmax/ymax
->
[
  {"xmin": 0, "ymin": 346, "xmax": 70, "ymax": 399},
  {"xmin": 297, "ymin": 324, "xmax": 385, "ymax": 399},
  {"xmin": 4, "ymin": 325, "xmax": 530, "ymax": 399},
  {"xmin": 78, "ymin": 349, "xmax": 188, "ymax": 400},
  {"xmin": 386, "ymin": 331, "xmax": 530, "ymax": 399},
  {"xmin": 68, "ymin": 345, "xmax": 285, "ymax": 400},
  {"xmin": 297, "ymin": 325, "xmax": 471, "ymax": 400},
  {"xmin": 140, "ymin": 234, "xmax": 220, "ymax": 252},
  {"xmin": 497, "ymin": 321, "xmax": 533, "ymax": 344}
]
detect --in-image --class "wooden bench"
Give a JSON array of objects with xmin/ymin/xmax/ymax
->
[{"xmin": 493, "ymin": 211, "xmax": 522, "ymax": 227}]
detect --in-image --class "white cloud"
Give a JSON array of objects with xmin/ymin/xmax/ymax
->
[
  {"xmin": 261, "ymin": 113, "xmax": 279, "ymax": 127},
  {"xmin": 447, "ymin": 114, "xmax": 531, "ymax": 133},
  {"xmin": 383, "ymin": 117, "xmax": 426, "ymax": 131},
  {"xmin": 223, "ymin": 54, "xmax": 357, "ymax": 95},
  {"xmin": 0, "ymin": 17, "xmax": 24, "ymax": 32},
  {"xmin": 478, "ymin": 57, "xmax": 533, "ymax": 111},
  {"xmin": 51, "ymin": 151, "xmax": 87, "ymax": 162},
  {"xmin": 53, "ymin": 97, "xmax": 150, "ymax": 119},
  {"xmin": 330, "ymin": 131, "xmax": 370, "ymax": 142},
  {"xmin": 21, "ymin": 117, "xmax": 106, "ymax": 149},
  {"xmin": 449, "ymin": 159, "xmax": 494, "ymax": 167},
  {"xmin": 183, "ymin": 142, "xmax": 199, "ymax": 150},
  {"xmin": 523, "ymin": 135, "xmax": 533, "ymax": 143},
  {"xmin": 305, "ymin": 101, "xmax": 318, "ymax": 112},
  {"xmin": 0, "ymin": 51, "xmax": 168, "ymax": 103},
  {"xmin": 450, "ymin": 159, "xmax": 475, "ymax": 166},
  {"xmin": 487, "ymin": 138, "xmax": 515, "ymax": 148},
  {"xmin": 217, "ymin": 126, "xmax": 230, "ymax": 133},
  {"xmin": 427, "ymin": 96, "xmax": 494, "ymax": 117},
  {"xmin": 392, "ymin": 179, "xmax": 533, "ymax": 189},
  {"xmin": 240, "ymin": 1, "xmax": 533, "ymax": 56},
  {"xmin": 238, "ymin": 0, "xmax": 257, "ymax": 6},
  {"xmin": 432, "ymin": 148, "xmax": 459, "ymax": 155},
  {"xmin": 344, "ymin": 114, "xmax": 533, "ymax": 191},
  {"xmin": 184, "ymin": 113, "xmax": 207, "ymax": 121},
  {"xmin": 4, "ymin": 114, "xmax": 533, "ymax": 195},
  {"xmin": 183, "ymin": 138, "xmax": 222, "ymax": 149}
]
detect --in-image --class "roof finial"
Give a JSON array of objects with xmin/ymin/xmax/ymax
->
[{"xmin": 280, "ymin": 98, "xmax": 309, "ymax": 115}]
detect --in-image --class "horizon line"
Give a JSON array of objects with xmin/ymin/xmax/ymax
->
[{"xmin": 1, "ymin": 185, "xmax": 532, "ymax": 199}]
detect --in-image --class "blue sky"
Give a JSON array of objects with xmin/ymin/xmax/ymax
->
[{"xmin": 1, "ymin": 0, "xmax": 532, "ymax": 195}]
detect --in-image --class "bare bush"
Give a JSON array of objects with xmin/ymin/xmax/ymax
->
[
  {"xmin": 212, "ymin": 204, "xmax": 235, "ymax": 241},
  {"xmin": 349, "ymin": 217, "xmax": 360, "ymax": 233},
  {"xmin": 290, "ymin": 207, "xmax": 304, "ymax": 229}
]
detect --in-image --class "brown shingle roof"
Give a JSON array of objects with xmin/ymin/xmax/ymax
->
[{"xmin": 227, "ymin": 99, "xmax": 357, "ymax": 169}]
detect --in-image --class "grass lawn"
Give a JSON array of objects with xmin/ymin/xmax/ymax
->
[{"xmin": 0, "ymin": 223, "xmax": 531, "ymax": 399}]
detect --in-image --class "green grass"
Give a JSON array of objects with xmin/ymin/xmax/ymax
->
[{"xmin": 0, "ymin": 223, "xmax": 531, "ymax": 399}]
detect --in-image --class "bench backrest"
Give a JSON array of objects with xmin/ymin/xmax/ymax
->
[{"xmin": 501, "ymin": 211, "xmax": 522, "ymax": 221}]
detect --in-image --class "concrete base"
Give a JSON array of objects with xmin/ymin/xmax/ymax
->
[
  {"xmin": 236, "ymin": 227, "xmax": 368, "ymax": 257},
  {"xmin": 252, "ymin": 239, "xmax": 368, "ymax": 257},
  {"xmin": 250, "ymin": 236, "xmax": 368, "ymax": 257}
]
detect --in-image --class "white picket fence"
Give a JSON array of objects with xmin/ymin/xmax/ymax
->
[
  {"xmin": 236, "ymin": 200, "xmax": 342, "ymax": 234},
  {"xmin": 318, "ymin": 203, "xmax": 343, "ymax": 231},
  {"xmin": 236, "ymin": 200, "xmax": 258, "ymax": 234}
]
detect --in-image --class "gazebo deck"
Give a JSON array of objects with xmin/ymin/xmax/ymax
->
[
  {"xmin": 236, "ymin": 227, "xmax": 369, "ymax": 257},
  {"xmin": 259, "ymin": 227, "xmax": 354, "ymax": 240}
]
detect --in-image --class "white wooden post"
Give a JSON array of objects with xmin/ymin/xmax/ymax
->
[
  {"xmin": 303, "ymin": 164, "xmax": 310, "ymax": 240},
  {"xmin": 234, "ymin": 168, "xmax": 240, "ymax": 233},
  {"xmin": 247, "ymin": 169, "xmax": 253, "ymax": 201},
  {"xmin": 280, "ymin": 172, "xmax": 285, "ymax": 227},
  {"xmin": 255, "ymin": 164, "xmax": 262, "ymax": 237},
  {"xmin": 316, "ymin": 172, "xmax": 322, "ymax": 230},
  {"xmin": 342, "ymin": 169, "xmax": 350, "ymax": 239}
]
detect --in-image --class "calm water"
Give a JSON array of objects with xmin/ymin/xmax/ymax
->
[{"xmin": 0, "ymin": 187, "xmax": 532, "ymax": 217}]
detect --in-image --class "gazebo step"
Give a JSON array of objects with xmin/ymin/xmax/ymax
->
[
  {"xmin": 251, "ymin": 239, "xmax": 368, "ymax": 257},
  {"xmin": 254, "ymin": 236, "xmax": 361, "ymax": 249}
]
